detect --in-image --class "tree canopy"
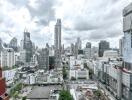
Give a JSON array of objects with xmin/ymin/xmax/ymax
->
[{"xmin": 59, "ymin": 90, "xmax": 73, "ymax": 100}]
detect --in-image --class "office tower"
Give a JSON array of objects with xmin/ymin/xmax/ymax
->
[
  {"xmin": 38, "ymin": 48, "xmax": 49, "ymax": 70},
  {"xmin": 54, "ymin": 19, "xmax": 61, "ymax": 68},
  {"xmin": 84, "ymin": 42, "xmax": 91, "ymax": 59},
  {"xmin": 123, "ymin": 3, "xmax": 132, "ymax": 70},
  {"xmin": 77, "ymin": 37, "xmax": 82, "ymax": 50},
  {"xmin": 9, "ymin": 37, "xmax": 17, "ymax": 52},
  {"xmin": 23, "ymin": 29, "xmax": 32, "ymax": 62},
  {"xmin": 46, "ymin": 43, "xmax": 49, "ymax": 48},
  {"xmin": 1, "ymin": 48, "xmax": 15, "ymax": 68},
  {"xmin": 115, "ymin": 3, "xmax": 132, "ymax": 99},
  {"xmin": 0, "ymin": 67, "xmax": 9, "ymax": 100},
  {"xmin": 74, "ymin": 42, "xmax": 78, "ymax": 59},
  {"xmin": 98, "ymin": 40, "xmax": 109, "ymax": 57},
  {"xmin": 71, "ymin": 43, "xmax": 75, "ymax": 55}
]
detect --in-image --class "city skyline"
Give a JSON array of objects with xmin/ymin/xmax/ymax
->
[
  {"xmin": 0, "ymin": 0, "xmax": 132, "ymax": 48},
  {"xmin": 1, "ymin": 1, "xmax": 132, "ymax": 100}
]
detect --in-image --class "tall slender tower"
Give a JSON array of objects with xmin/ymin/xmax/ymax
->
[
  {"xmin": 23, "ymin": 29, "xmax": 32, "ymax": 63},
  {"xmin": 54, "ymin": 19, "xmax": 61, "ymax": 69},
  {"xmin": 77, "ymin": 37, "xmax": 82, "ymax": 50}
]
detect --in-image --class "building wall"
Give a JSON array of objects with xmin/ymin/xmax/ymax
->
[
  {"xmin": 84, "ymin": 48, "xmax": 91, "ymax": 59},
  {"xmin": 54, "ymin": 19, "xmax": 61, "ymax": 68},
  {"xmin": 1, "ymin": 48, "xmax": 15, "ymax": 68}
]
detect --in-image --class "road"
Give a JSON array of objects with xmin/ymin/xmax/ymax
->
[{"xmin": 98, "ymin": 82, "xmax": 117, "ymax": 100}]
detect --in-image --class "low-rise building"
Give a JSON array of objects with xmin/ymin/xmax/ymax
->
[{"xmin": 69, "ymin": 69, "xmax": 89, "ymax": 80}]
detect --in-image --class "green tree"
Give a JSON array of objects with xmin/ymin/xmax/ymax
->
[
  {"xmin": 84, "ymin": 63, "xmax": 88, "ymax": 69},
  {"xmin": 94, "ymin": 90, "xmax": 102, "ymax": 99},
  {"xmin": 71, "ymin": 77, "xmax": 76, "ymax": 80},
  {"xmin": 22, "ymin": 96, "xmax": 27, "ymax": 100},
  {"xmin": 59, "ymin": 90, "xmax": 73, "ymax": 100},
  {"xmin": 13, "ymin": 91, "xmax": 19, "ymax": 100},
  {"xmin": 89, "ymin": 69, "xmax": 94, "ymax": 79},
  {"xmin": 63, "ymin": 66, "xmax": 67, "ymax": 79}
]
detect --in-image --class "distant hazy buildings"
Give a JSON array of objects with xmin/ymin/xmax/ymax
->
[
  {"xmin": 84, "ymin": 42, "xmax": 91, "ymax": 59},
  {"xmin": 20, "ymin": 29, "xmax": 32, "ymax": 64},
  {"xmin": 77, "ymin": 37, "xmax": 82, "ymax": 50},
  {"xmin": 70, "ymin": 43, "xmax": 75, "ymax": 55},
  {"xmin": 9, "ymin": 37, "xmax": 17, "ymax": 52},
  {"xmin": 74, "ymin": 42, "xmax": 78, "ymax": 59},
  {"xmin": 23, "ymin": 29, "xmax": 32, "ymax": 62},
  {"xmin": 98, "ymin": 40, "xmax": 110, "ymax": 57},
  {"xmin": 54, "ymin": 19, "xmax": 61, "ymax": 68}
]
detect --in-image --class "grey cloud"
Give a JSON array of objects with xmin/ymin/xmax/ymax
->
[
  {"xmin": 8, "ymin": 0, "xmax": 56, "ymax": 26},
  {"xmin": 66, "ymin": 0, "xmax": 126, "ymax": 43},
  {"xmin": 7, "ymin": 0, "xmax": 29, "ymax": 7},
  {"xmin": 27, "ymin": 0, "xmax": 56, "ymax": 26},
  {"xmin": 73, "ymin": 20, "xmax": 99, "ymax": 31}
]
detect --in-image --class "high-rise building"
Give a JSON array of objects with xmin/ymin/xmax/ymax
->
[
  {"xmin": 108, "ymin": 4, "xmax": 132, "ymax": 99},
  {"xmin": 38, "ymin": 48, "xmax": 49, "ymax": 70},
  {"xmin": 0, "ymin": 67, "xmax": 9, "ymax": 100},
  {"xmin": 123, "ymin": 3, "xmax": 132, "ymax": 70},
  {"xmin": 0, "ymin": 48, "xmax": 15, "ymax": 68},
  {"xmin": 84, "ymin": 42, "xmax": 91, "ymax": 59},
  {"xmin": 77, "ymin": 37, "xmax": 82, "ymax": 50},
  {"xmin": 21, "ymin": 29, "xmax": 32, "ymax": 63},
  {"xmin": 70, "ymin": 43, "xmax": 75, "ymax": 55},
  {"xmin": 98, "ymin": 40, "xmax": 109, "ymax": 57},
  {"xmin": 74, "ymin": 42, "xmax": 78, "ymax": 59},
  {"xmin": 54, "ymin": 19, "xmax": 61, "ymax": 68},
  {"xmin": 9, "ymin": 37, "xmax": 17, "ymax": 52}
]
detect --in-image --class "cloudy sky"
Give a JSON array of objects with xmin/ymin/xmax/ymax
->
[{"xmin": 0, "ymin": 0, "xmax": 131, "ymax": 48}]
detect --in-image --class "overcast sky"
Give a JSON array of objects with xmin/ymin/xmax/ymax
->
[{"xmin": 0, "ymin": 0, "xmax": 131, "ymax": 48}]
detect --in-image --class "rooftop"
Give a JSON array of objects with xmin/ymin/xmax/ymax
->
[{"xmin": 27, "ymin": 85, "xmax": 62, "ymax": 99}]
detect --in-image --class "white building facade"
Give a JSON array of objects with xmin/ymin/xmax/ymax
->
[{"xmin": 0, "ymin": 48, "xmax": 15, "ymax": 68}]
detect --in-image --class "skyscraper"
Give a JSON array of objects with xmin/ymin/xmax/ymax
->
[
  {"xmin": 70, "ymin": 43, "xmax": 75, "ymax": 55},
  {"xmin": 9, "ymin": 37, "xmax": 17, "ymax": 52},
  {"xmin": 74, "ymin": 42, "xmax": 78, "ymax": 59},
  {"xmin": 1, "ymin": 48, "xmax": 15, "ymax": 68},
  {"xmin": 23, "ymin": 29, "xmax": 32, "ymax": 62},
  {"xmin": 84, "ymin": 42, "xmax": 91, "ymax": 59},
  {"xmin": 54, "ymin": 19, "xmax": 61, "ymax": 68},
  {"xmin": 38, "ymin": 48, "xmax": 49, "ymax": 70},
  {"xmin": 123, "ymin": 3, "xmax": 132, "ymax": 70},
  {"xmin": 98, "ymin": 40, "xmax": 109, "ymax": 57},
  {"xmin": 77, "ymin": 37, "xmax": 82, "ymax": 50}
]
